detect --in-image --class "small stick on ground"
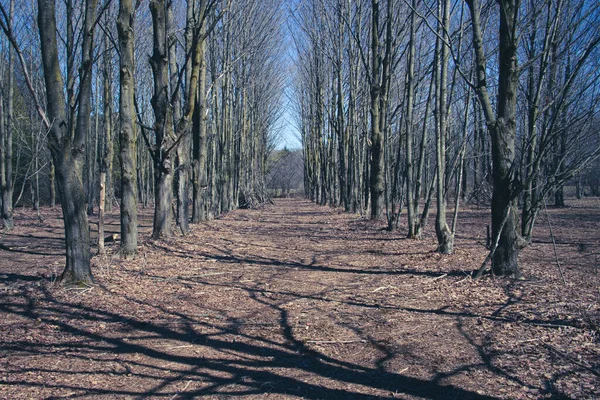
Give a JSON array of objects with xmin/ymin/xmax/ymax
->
[
  {"xmin": 170, "ymin": 380, "xmax": 192, "ymax": 400},
  {"xmin": 306, "ymin": 339, "xmax": 367, "ymax": 344}
]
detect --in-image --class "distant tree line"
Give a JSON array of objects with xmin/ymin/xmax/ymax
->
[
  {"xmin": 266, "ymin": 148, "xmax": 304, "ymax": 197},
  {"xmin": 292, "ymin": 0, "xmax": 600, "ymax": 278}
]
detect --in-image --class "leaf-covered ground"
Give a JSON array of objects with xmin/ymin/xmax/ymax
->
[{"xmin": 0, "ymin": 198, "xmax": 598, "ymax": 399}]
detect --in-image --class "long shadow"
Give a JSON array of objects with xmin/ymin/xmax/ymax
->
[
  {"xmin": 183, "ymin": 244, "xmax": 468, "ymax": 278},
  {"xmin": 3, "ymin": 200, "xmax": 592, "ymax": 398},
  {"xmin": 0, "ymin": 273, "xmax": 42, "ymax": 283},
  {"xmin": 0, "ymin": 232, "xmax": 65, "ymax": 256},
  {"xmin": 0, "ymin": 244, "xmax": 63, "ymax": 256},
  {"xmin": 165, "ymin": 271, "xmax": 584, "ymax": 331},
  {"xmin": 0, "ymin": 282, "xmax": 498, "ymax": 399}
]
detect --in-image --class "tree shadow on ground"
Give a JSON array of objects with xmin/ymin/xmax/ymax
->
[{"xmin": 0, "ymin": 280, "xmax": 500, "ymax": 399}]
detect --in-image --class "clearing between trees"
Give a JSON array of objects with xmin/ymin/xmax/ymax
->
[{"xmin": 0, "ymin": 198, "xmax": 598, "ymax": 399}]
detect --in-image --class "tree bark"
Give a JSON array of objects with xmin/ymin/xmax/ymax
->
[{"xmin": 118, "ymin": 0, "xmax": 138, "ymax": 255}]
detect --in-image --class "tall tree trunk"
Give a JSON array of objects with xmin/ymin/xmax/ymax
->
[
  {"xmin": 149, "ymin": 0, "xmax": 208, "ymax": 237},
  {"xmin": 0, "ymin": 83, "xmax": 12, "ymax": 230},
  {"xmin": 192, "ymin": 7, "xmax": 208, "ymax": 223},
  {"xmin": 335, "ymin": 10, "xmax": 348, "ymax": 211},
  {"xmin": 117, "ymin": 0, "xmax": 138, "ymax": 255},
  {"xmin": 369, "ymin": 0, "xmax": 384, "ymax": 220},
  {"xmin": 104, "ymin": 38, "xmax": 114, "ymax": 213},
  {"xmin": 169, "ymin": 1, "xmax": 190, "ymax": 234},
  {"xmin": 434, "ymin": 0, "xmax": 453, "ymax": 254},
  {"xmin": 149, "ymin": 0, "xmax": 174, "ymax": 238},
  {"xmin": 98, "ymin": 168, "xmax": 106, "ymax": 254},
  {"xmin": 0, "ymin": 0, "xmax": 14, "ymax": 229},
  {"xmin": 467, "ymin": 0, "xmax": 523, "ymax": 277},
  {"xmin": 405, "ymin": 0, "xmax": 417, "ymax": 237},
  {"xmin": 98, "ymin": 17, "xmax": 111, "ymax": 253},
  {"xmin": 38, "ymin": 0, "xmax": 96, "ymax": 285}
]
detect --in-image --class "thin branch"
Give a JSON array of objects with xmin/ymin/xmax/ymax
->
[
  {"xmin": 0, "ymin": 4, "xmax": 50, "ymax": 129},
  {"xmin": 543, "ymin": 198, "xmax": 566, "ymax": 285}
]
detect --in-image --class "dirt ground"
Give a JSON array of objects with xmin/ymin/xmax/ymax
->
[{"xmin": 0, "ymin": 197, "xmax": 598, "ymax": 399}]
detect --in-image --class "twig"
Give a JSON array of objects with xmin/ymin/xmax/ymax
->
[
  {"xmin": 167, "ymin": 344, "xmax": 195, "ymax": 349},
  {"xmin": 149, "ymin": 271, "xmax": 230, "ymax": 282},
  {"xmin": 517, "ymin": 338, "xmax": 540, "ymax": 344},
  {"xmin": 372, "ymin": 285, "xmax": 397, "ymax": 292},
  {"xmin": 543, "ymin": 199, "xmax": 567, "ymax": 285},
  {"xmin": 454, "ymin": 274, "xmax": 472, "ymax": 284},
  {"xmin": 430, "ymin": 273, "xmax": 447, "ymax": 281},
  {"xmin": 170, "ymin": 380, "xmax": 193, "ymax": 400},
  {"xmin": 306, "ymin": 339, "xmax": 367, "ymax": 344},
  {"xmin": 177, "ymin": 272, "xmax": 231, "ymax": 278}
]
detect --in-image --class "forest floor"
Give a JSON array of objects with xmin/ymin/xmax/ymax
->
[{"xmin": 0, "ymin": 197, "xmax": 599, "ymax": 399}]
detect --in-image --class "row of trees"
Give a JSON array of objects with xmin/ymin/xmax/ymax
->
[
  {"xmin": 0, "ymin": 0, "xmax": 286, "ymax": 284},
  {"xmin": 293, "ymin": 0, "xmax": 600, "ymax": 277}
]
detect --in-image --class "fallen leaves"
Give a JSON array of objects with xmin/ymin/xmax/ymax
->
[{"xmin": 0, "ymin": 199, "xmax": 599, "ymax": 399}]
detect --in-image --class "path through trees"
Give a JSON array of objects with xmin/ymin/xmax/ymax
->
[{"xmin": 1, "ymin": 198, "xmax": 598, "ymax": 398}]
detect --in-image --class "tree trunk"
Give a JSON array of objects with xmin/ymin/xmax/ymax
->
[
  {"xmin": 117, "ymin": 0, "xmax": 138, "ymax": 255},
  {"xmin": 149, "ymin": 0, "xmax": 174, "ymax": 239},
  {"xmin": 103, "ymin": 28, "xmax": 114, "ymax": 213},
  {"xmin": 434, "ymin": 0, "xmax": 453, "ymax": 254},
  {"xmin": 167, "ymin": 1, "xmax": 189, "ymax": 235},
  {"xmin": 153, "ymin": 164, "xmax": 173, "ymax": 238},
  {"xmin": 467, "ymin": 0, "xmax": 522, "ymax": 277},
  {"xmin": 369, "ymin": 0, "xmax": 384, "ymax": 220},
  {"xmin": 0, "ymin": 0, "xmax": 14, "ymax": 229},
  {"xmin": 405, "ymin": 0, "xmax": 416, "ymax": 237},
  {"xmin": 97, "ymin": 17, "xmax": 111, "ymax": 252},
  {"xmin": 192, "ymin": 8, "xmax": 208, "ymax": 223},
  {"xmin": 148, "ymin": 0, "xmax": 206, "ymax": 237},
  {"xmin": 38, "ymin": 0, "xmax": 96, "ymax": 284},
  {"xmin": 0, "ymin": 85, "xmax": 13, "ymax": 230},
  {"xmin": 49, "ymin": 162, "xmax": 56, "ymax": 207},
  {"xmin": 98, "ymin": 170, "xmax": 106, "ymax": 254}
]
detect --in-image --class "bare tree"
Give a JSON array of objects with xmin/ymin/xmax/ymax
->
[
  {"xmin": 433, "ymin": 0, "xmax": 453, "ymax": 253},
  {"xmin": 37, "ymin": 0, "xmax": 98, "ymax": 284},
  {"xmin": 466, "ymin": 0, "xmax": 524, "ymax": 277},
  {"xmin": 146, "ymin": 0, "xmax": 219, "ymax": 238}
]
